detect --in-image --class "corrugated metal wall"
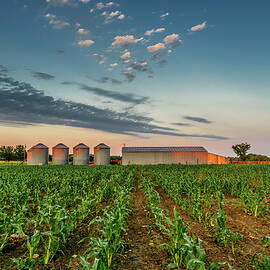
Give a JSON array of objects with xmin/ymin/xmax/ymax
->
[
  {"xmin": 122, "ymin": 151, "xmax": 208, "ymax": 165},
  {"xmin": 208, "ymin": 153, "xmax": 229, "ymax": 164}
]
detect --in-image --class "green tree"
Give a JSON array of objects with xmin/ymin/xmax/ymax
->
[
  {"xmin": 14, "ymin": 145, "xmax": 26, "ymax": 161},
  {"xmin": 0, "ymin": 146, "xmax": 15, "ymax": 161},
  {"xmin": 232, "ymin": 142, "xmax": 251, "ymax": 161}
]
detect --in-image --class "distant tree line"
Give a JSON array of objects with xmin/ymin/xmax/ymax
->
[{"xmin": 0, "ymin": 145, "xmax": 26, "ymax": 161}]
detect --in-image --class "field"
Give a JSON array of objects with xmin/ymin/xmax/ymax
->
[{"xmin": 0, "ymin": 165, "xmax": 269, "ymax": 269}]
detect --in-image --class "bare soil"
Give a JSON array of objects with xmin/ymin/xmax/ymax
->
[{"xmin": 118, "ymin": 170, "xmax": 169, "ymax": 270}]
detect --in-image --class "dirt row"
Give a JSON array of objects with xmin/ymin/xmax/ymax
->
[
  {"xmin": 118, "ymin": 170, "xmax": 169, "ymax": 270},
  {"xmin": 148, "ymin": 175, "xmax": 270, "ymax": 269}
]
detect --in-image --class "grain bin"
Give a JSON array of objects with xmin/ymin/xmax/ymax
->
[
  {"xmin": 94, "ymin": 143, "xmax": 110, "ymax": 165},
  {"xmin": 73, "ymin": 143, "xmax": 89, "ymax": 165},
  {"xmin": 52, "ymin": 143, "xmax": 69, "ymax": 165},
  {"xmin": 27, "ymin": 143, "xmax": 49, "ymax": 165}
]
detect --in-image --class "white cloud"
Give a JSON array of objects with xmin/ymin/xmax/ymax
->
[
  {"xmin": 123, "ymin": 59, "xmax": 130, "ymax": 64},
  {"xmin": 76, "ymin": 28, "xmax": 89, "ymax": 35},
  {"xmin": 78, "ymin": 40, "xmax": 95, "ymax": 47},
  {"xmin": 145, "ymin": 27, "xmax": 165, "ymax": 36},
  {"xmin": 147, "ymin": 43, "xmax": 165, "ymax": 52},
  {"xmin": 118, "ymin": 14, "xmax": 125, "ymax": 20},
  {"xmin": 90, "ymin": 8, "xmax": 94, "ymax": 13},
  {"xmin": 102, "ymin": 10, "xmax": 124, "ymax": 24},
  {"xmin": 96, "ymin": 1, "xmax": 119, "ymax": 9},
  {"xmin": 75, "ymin": 23, "xmax": 81, "ymax": 28},
  {"xmin": 110, "ymin": 63, "xmax": 118, "ymax": 67},
  {"xmin": 164, "ymin": 34, "xmax": 182, "ymax": 47},
  {"xmin": 45, "ymin": 0, "xmax": 76, "ymax": 6},
  {"xmin": 44, "ymin": 13, "xmax": 70, "ymax": 29},
  {"xmin": 79, "ymin": 0, "xmax": 91, "ymax": 3},
  {"xmin": 190, "ymin": 21, "xmax": 207, "ymax": 31},
  {"xmin": 120, "ymin": 51, "xmax": 130, "ymax": 59},
  {"xmin": 112, "ymin": 35, "xmax": 143, "ymax": 48},
  {"xmin": 160, "ymin": 12, "xmax": 169, "ymax": 18},
  {"xmin": 92, "ymin": 53, "xmax": 106, "ymax": 64}
]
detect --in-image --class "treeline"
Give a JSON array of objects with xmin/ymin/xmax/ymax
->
[
  {"xmin": 231, "ymin": 153, "xmax": 270, "ymax": 162},
  {"xmin": 0, "ymin": 145, "xmax": 25, "ymax": 161}
]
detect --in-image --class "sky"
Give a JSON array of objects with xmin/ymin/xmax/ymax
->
[{"xmin": 1, "ymin": 0, "xmax": 270, "ymax": 156}]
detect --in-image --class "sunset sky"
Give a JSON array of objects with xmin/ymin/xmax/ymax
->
[{"xmin": 1, "ymin": 0, "xmax": 270, "ymax": 156}]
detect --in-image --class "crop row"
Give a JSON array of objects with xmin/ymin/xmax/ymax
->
[{"xmin": 0, "ymin": 165, "xmax": 136, "ymax": 269}]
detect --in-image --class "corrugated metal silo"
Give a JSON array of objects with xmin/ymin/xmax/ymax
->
[
  {"xmin": 52, "ymin": 143, "xmax": 69, "ymax": 165},
  {"xmin": 73, "ymin": 143, "xmax": 90, "ymax": 165},
  {"xmin": 27, "ymin": 143, "xmax": 49, "ymax": 165},
  {"xmin": 94, "ymin": 143, "xmax": 110, "ymax": 165}
]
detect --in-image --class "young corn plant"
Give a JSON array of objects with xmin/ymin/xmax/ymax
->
[
  {"xmin": 215, "ymin": 193, "xmax": 242, "ymax": 254},
  {"xmin": 84, "ymin": 188, "xmax": 131, "ymax": 269},
  {"xmin": 12, "ymin": 230, "xmax": 41, "ymax": 270},
  {"xmin": 251, "ymin": 253, "xmax": 270, "ymax": 270}
]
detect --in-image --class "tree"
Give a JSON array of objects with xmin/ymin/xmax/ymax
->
[
  {"xmin": 0, "ymin": 145, "xmax": 26, "ymax": 161},
  {"xmin": 14, "ymin": 145, "xmax": 26, "ymax": 161},
  {"xmin": 0, "ymin": 146, "xmax": 15, "ymax": 161},
  {"xmin": 232, "ymin": 142, "xmax": 251, "ymax": 161}
]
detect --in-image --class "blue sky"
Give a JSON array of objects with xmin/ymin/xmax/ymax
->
[{"xmin": 1, "ymin": 0, "xmax": 270, "ymax": 155}]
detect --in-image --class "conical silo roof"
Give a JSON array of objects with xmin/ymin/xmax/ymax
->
[
  {"xmin": 53, "ymin": 143, "xmax": 69, "ymax": 149},
  {"xmin": 95, "ymin": 143, "xmax": 110, "ymax": 149},
  {"xmin": 28, "ymin": 143, "xmax": 48, "ymax": 151},
  {"xmin": 73, "ymin": 143, "xmax": 89, "ymax": 149}
]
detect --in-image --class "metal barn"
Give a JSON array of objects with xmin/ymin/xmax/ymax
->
[
  {"xmin": 27, "ymin": 143, "xmax": 49, "ymax": 165},
  {"xmin": 122, "ymin": 147, "xmax": 208, "ymax": 165}
]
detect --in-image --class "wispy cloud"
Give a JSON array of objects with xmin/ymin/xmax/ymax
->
[
  {"xmin": 172, "ymin": 122, "xmax": 193, "ymax": 127},
  {"xmin": 112, "ymin": 35, "xmax": 143, "ymax": 48},
  {"xmin": 147, "ymin": 43, "xmax": 165, "ymax": 52},
  {"xmin": 120, "ymin": 51, "xmax": 131, "ymax": 60},
  {"xmin": 61, "ymin": 81, "xmax": 148, "ymax": 104},
  {"xmin": 145, "ymin": 28, "xmax": 165, "ymax": 36},
  {"xmin": 190, "ymin": 21, "xmax": 207, "ymax": 31},
  {"xmin": 164, "ymin": 34, "xmax": 182, "ymax": 47},
  {"xmin": 102, "ymin": 10, "xmax": 124, "ymax": 24},
  {"xmin": 151, "ymin": 50, "xmax": 171, "ymax": 60},
  {"xmin": 89, "ymin": 76, "xmax": 122, "ymax": 85},
  {"xmin": 92, "ymin": 53, "xmax": 106, "ymax": 64},
  {"xmin": 45, "ymin": 0, "xmax": 77, "ymax": 7},
  {"xmin": 77, "ymin": 40, "xmax": 95, "ymax": 47},
  {"xmin": 160, "ymin": 12, "xmax": 169, "ymax": 18},
  {"xmin": 76, "ymin": 28, "xmax": 89, "ymax": 35},
  {"xmin": 33, "ymin": 72, "xmax": 55, "ymax": 80},
  {"xmin": 44, "ymin": 13, "xmax": 70, "ymax": 30},
  {"xmin": 0, "ymin": 68, "xmax": 228, "ymax": 140},
  {"xmin": 184, "ymin": 116, "xmax": 212, "ymax": 124}
]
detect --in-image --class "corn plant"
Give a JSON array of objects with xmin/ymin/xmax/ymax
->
[
  {"xmin": 12, "ymin": 230, "xmax": 41, "ymax": 270},
  {"xmin": 251, "ymin": 253, "xmax": 270, "ymax": 269},
  {"xmin": 215, "ymin": 194, "xmax": 242, "ymax": 254},
  {"xmin": 82, "ymin": 187, "xmax": 132, "ymax": 269}
]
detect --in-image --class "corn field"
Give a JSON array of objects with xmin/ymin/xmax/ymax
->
[{"xmin": 0, "ymin": 164, "xmax": 269, "ymax": 269}]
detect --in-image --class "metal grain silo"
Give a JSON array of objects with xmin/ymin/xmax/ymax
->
[
  {"xmin": 27, "ymin": 143, "xmax": 49, "ymax": 165},
  {"xmin": 73, "ymin": 143, "xmax": 89, "ymax": 165},
  {"xmin": 94, "ymin": 143, "xmax": 110, "ymax": 165},
  {"xmin": 52, "ymin": 143, "xmax": 69, "ymax": 165}
]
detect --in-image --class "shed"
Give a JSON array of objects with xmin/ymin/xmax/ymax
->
[{"xmin": 122, "ymin": 146, "xmax": 208, "ymax": 165}]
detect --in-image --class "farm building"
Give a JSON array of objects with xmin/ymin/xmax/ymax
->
[
  {"xmin": 122, "ymin": 147, "xmax": 228, "ymax": 165},
  {"xmin": 94, "ymin": 143, "xmax": 110, "ymax": 165},
  {"xmin": 52, "ymin": 143, "xmax": 69, "ymax": 165},
  {"xmin": 73, "ymin": 143, "xmax": 90, "ymax": 165},
  {"xmin": 27, "ymin": 143, "xmax": 49, "ymax": 165}
]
